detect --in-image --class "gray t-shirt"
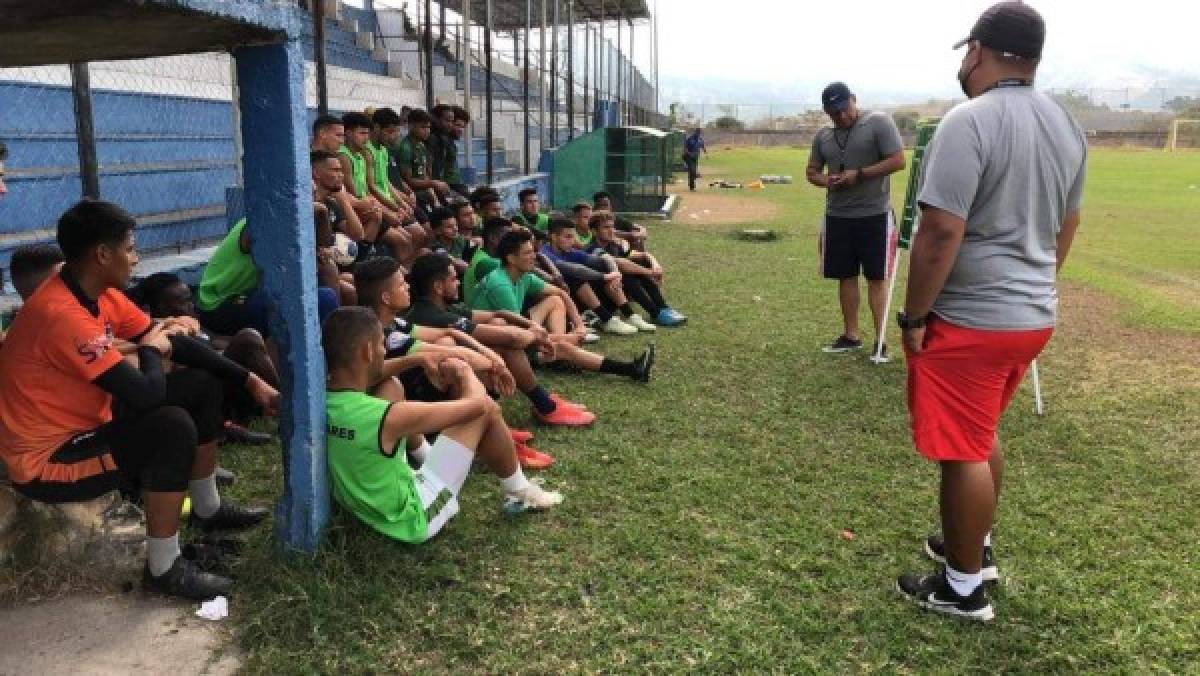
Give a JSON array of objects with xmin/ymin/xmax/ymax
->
[
  {"xmin": 810, "ymin": 110, "xmax": 904, "ymax": 218},
  {"xmin": 918, "ymin": 86, "xmax": 1087, "ymax": 330}
]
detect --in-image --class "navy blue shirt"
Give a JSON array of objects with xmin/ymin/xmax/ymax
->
[{"xmin": 684, "ymin": 134, "xmax": 706, "ymax": 155}]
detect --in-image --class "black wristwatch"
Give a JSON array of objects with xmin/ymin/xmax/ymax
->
[{"xmin": 897, "ymin": 312, "xmax": 927, "ymax": 330}]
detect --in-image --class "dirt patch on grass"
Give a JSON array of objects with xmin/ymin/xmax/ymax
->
[
  {"xmin": 667, "ymin": 188, "xmax": 779, "ymax": 227},
  {"xmin": 1054, "ymin": 282, "xmax": 1200, "ymax": 395}
]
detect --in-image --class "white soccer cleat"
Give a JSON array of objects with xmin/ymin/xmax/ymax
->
[
  {"xmin": 601, "ymin": 316, "xmax": 638, "ymax": 335},
  {"xmin": 625, "ymin": 314, "xmax": 657, "ymax": 332},
  {"xmin": 504, "ymin": 484, "xmax": 565, "ymax": 512}
]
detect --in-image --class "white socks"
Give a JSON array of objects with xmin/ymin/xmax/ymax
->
[
  {"xmin": 189, "ymin": 473, "xmax": 221, "ymax": 519},
  {"xmin": 984, "ymin": 532, "xmax": 993, "ymax": 548},
  {"xmin": 146, "ymin": 533, "xmax": 181, "ymax": 577},
  {"xmin": 500, "ymin": 467, "xmax": 530, "ymax": 494},
  {"xmin": 945, "ymin": 565, "xmax": 983, "ymax": 596}
]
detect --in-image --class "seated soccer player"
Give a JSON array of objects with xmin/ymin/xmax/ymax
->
[
  {"xmin": 571, "ymin": 202, "xmax": 595, "ymax": 248},
  {"xmin": 429, "ymin": 104, "xmax": 468, "ymax": 200},
  {"xmin": 352, "ymin": 257, "xmax": 524, "ymax": 414},
  {"xmin": 427, "ymin": 206, "xmax": 470, "ymax": 277},
  {"xmin": 453, "ymin": 199, "xmax": 482, "ymax": 243},
  {"xmin": 130, "ymin": 272, "xmax": 279, "ymax": 445},
  {"xmin": 592, "ymin": 191, "xmax": 648, "ymax": 251},
  {"xmin": 322, "ymin": 306, "xmax": 563, "ymax": 544},
  {"xmin": 195, "ymin": 217, "xmax": 339, "ymax": 338},
  {"xmin": 542, "ymin": 218, "xmax": 656, "ymax": 334},
  {"xmin": 0, "ymin": 200, "xmax": 280, "ymax": 600},
  {"xmin": 407, "ymin": 253, "xmax": 594, "ymax": 427},
  {"xmin": 368, "ymin": 107, "xmax": 429, "ymax": 254},
  {"xmin": 312, "ymin": 115, "xmax": 384, "ymax": 241},
  {"xmin": 476, "ymin": 193, "xmax": 504, "ymax": 221},
  {"xmin": 511, "ymin": 188, "xmax": 549, "ymax": 238},
  {"xmin": 471, "ymin": 229, "xmax": 655, "ymax": 382},
  {"xmin": 340, "ymin": 112, "xmax": 413, "ymax": 263},
  {"xmin": 396, "ymin": 109, "xmax": 451, "ymax": 210},
  {"xmin": 588, "ymin": 211, "xmax": 687, "ymax": 327},
  {"xmin": 9, "ymin": 243, "xmax": 65, "ymax": 301}
]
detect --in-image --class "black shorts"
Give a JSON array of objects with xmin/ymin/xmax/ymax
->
[
  {"xmin": 12, "ymin": 370, "xmax": 223, "ymax": 503},
  {"xmin": 399, "ymin": 368, "xmax": 447, "ymax": 403},
  {"xmin": 820, "ymin": 212, "xmax": 895, "ymax": 281}
]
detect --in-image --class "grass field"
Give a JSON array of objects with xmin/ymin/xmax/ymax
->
[{"xmin": 218, "ymin": 147, "xmax": 1199, "ymax": 672}]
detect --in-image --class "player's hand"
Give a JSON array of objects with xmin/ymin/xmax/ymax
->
[
  {"xmin": 246, "ymin": 373, "xmax": 281, "ymax": 416},
  {"xmin": 491, "ymin": 361, "xmax": 516, "ymax": 397},
  {"xmin": 161, "ymin": 316, "xmax": 201, "ymax": 336},
  {"xmin": 902, "ymin": 326, "xmax": 926, "ymax": 355},
  {"xmin": 138, "ymin": 324, "xmax": 174, "ymax": 357}
]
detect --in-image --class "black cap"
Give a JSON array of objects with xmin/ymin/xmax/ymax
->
[
  {"xmin": 821, "ymin": 82, "xmax": 853, "ymax": 112},
  {"xmin": 953, "ymin": 1, "xmax": 1045, "ymax": 59}
]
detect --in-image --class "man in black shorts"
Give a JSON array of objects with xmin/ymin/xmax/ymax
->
[{"xmin": 806, "ymin": 82, "xmax": 906, "ymax": 356}]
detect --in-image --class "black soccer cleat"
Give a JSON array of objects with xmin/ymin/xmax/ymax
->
[
  {"xmin": 143, "ymin": 556, "xmax": 232, "ymax": 601},
  {"xmin": 925, "ymin": 534, "xmax": 999, "ymax": 582},
  {"xmin": 188, "ymin": 501, "xmax": 269, "ymax": 533},
  {"xmin": 632, "ymin": 343, "xmax": 656, "ymax": 383},
  {"xmin": 896, "ymin": 568, "xmax": 994, "ymax": 622}
]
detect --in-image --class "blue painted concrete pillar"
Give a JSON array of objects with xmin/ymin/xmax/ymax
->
[{"xmin": 234, "ymin": 39, "xmax": 328, "ymax": 552}]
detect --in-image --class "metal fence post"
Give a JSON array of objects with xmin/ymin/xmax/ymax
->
[{"xmin": 69, "ymin": 62, "xmax": 100, "ymax": 199}]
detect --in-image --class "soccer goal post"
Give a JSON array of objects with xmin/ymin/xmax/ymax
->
[{"xmin": 1165, "ymin": 118, "xmax": 1200, "ymax": 152}]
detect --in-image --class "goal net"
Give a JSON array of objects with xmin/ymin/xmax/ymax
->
[{"xmin": 1166, "ymin": 119, "xmax": 1200, "ymax": 151}]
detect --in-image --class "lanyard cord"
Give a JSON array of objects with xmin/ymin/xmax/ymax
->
[
  {"xmin": 981, "ymin": 78, "xmax": 1033, "ymax": 94},
  {"xmin": 832, "ymin": 113, "xmax": 859, "ymax": 171}
]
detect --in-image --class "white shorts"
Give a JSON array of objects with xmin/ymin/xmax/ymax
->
[{"xmin": 413, "ymin": 435, "xmax": 475, "ymax": 540}]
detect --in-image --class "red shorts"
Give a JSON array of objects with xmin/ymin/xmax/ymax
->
[{"xmin": 906, "ymin": 316, "xmax": 1052, "ymax": 462}]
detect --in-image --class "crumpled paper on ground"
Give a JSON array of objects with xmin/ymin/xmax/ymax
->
[{"xmin": 195, "ymin": 595, "xmax": 228, "ymax": 621}]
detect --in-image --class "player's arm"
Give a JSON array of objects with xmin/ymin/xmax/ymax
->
[
  {"xmin": 1056, "ymin": 211, "xmax": 1081, "ymax": 272},
  {"xmin": 331, "ymin": 190, "xmax": 367, "ymax": 241},
  {"xmin": 860, "ymin": 149, "xmax": 907, "ymax": 181},
  {"xmin": 380, "ymin": 360, "xmax": 495, "ymax": 445},
  {"xmin": 805, "ymin": 142, "xmax": 830, "ymax": 188},
  {"xmin": 904, "ymin": 204, "xmax": 965, "ymax": 320}
]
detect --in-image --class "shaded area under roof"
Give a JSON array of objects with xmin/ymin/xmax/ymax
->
[
  {"xmin": 0, "ymin": 0, "xmax": 296, "ymax": 67},
  {"xmin": 439, "ymin": 0, "xmax": 650, "ymax": 31}
]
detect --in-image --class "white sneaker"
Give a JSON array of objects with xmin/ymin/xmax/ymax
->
[
  {"xmin": 601, "ymin": 316, "xmax": 638, "ymax": 335},
  {"xmin": 503, "ymin": 484, "xmax": 564, "ymax": 512},
  {"xmin": 583, "ymin": 331, "xmax": 600, "ymax": 344},
  {"xmin": 625, "ymin": 314, "xmax": 657, "ymax": 332}
]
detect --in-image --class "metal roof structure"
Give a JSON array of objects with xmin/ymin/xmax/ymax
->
[{"xmin": 438, "ymin": 0, "xmax": 649, "ymax": 30}]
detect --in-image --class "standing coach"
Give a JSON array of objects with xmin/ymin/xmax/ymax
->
[
  {"xmin": 806, "ymin": 82, "xmax": 906, "ymax": 357},
  {"xmin": 895, "ymin": 1, "xmax": 1086, "ymax": 621}
]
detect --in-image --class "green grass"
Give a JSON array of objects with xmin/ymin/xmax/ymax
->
[{"xmin": 223, "ymin": 147, "xmax": 1200, "ymax": 672}]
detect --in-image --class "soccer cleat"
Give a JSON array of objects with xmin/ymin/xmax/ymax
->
[
  {"xmin": 655, "ymin": 307, "xmax": 687, "ymax": 327},
  {"xmin": 221, "ymin": 421, "xmax": 273, "ymax": 446},
  {"xmin": 870, "ymin": 341, "xmax": 891, "ymax": 363},
  {"xmin": 143, "ymin": 556, "xmax": 232, "ymax": 601},
  {"xmin": 549, "ymin": 393, "xmax": 590, "ymax": 412},
  {"xmin": 925, "ymin": 534, "xmax": 1000, "ymax": 582},
  {"xmin": 515, "ymin": 443, "xmax": 555, "ymax": 470},
  {"xmin": 625, "ymin": 314, "xmax": 658, "ymax": 332},
  {"xmin": 601, "ymin": 316, "xmax": 639, "ymax": 335},
  {"xmin": 581, "ymin": 309, "xmax": 601, "ymax": 330},
  {"xmin": 535, "ymin": 403, "xmax": 596, "ymax": 427},
  {"xmin": 822, "ymin": 335, "xmax": 863, "ymax": 353},
  {"xmin": 632, "ymin": 343, "xmax": 656, "ymax": 383},
  {"xmin": 509, "ymin": 428, "xmax": 534, "ymax": 444},
  {"xmin": 188, "ymin": 501, "xmax": 270, "ymax": 533},
  {"xmin": 583, "ymin": 331, "xmax": 600, "ymax": 344},
  {"xmin": 503, "ymin": 483, "xmax": 565, "ymax": 512},
  {"xmin": 896, "ymin": 568, "xmax": 994, "ymax": 622},
  {"xmin": 214, "ymin": 466, "xmax": 236, "ymax": 487}
]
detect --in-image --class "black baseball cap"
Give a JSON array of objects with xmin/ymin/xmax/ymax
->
[
  {"xmin": 821, "ymin": 82, "xmax": 853, "ymax": 112},
  {"xmin": 953, "ymin": 2, "xmax": 1045, "ymax": 59}
]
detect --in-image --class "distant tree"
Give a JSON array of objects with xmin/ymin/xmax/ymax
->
[
  {"xmin": 710, "ymin": 115, "xmax": 745, "ymax": 131},
  {"xmin": 1164, "ymin": 96, "xmax": 1199, "ymax": 114},
  {"xmin": 1051, "ymin": 90, "xmax": 1110, "ymax": 114},
  {"xmin": 892, "ymin": 110, "xmax": 920, "ymax": 133}
]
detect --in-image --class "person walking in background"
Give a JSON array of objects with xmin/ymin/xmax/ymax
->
[
  {"xmin": 682, "ymin": 128, "xmax": 707, "ymax": 191},
  {"xmin": 806, "ymin": 82, "xmax": 906, "ymax": 357}
]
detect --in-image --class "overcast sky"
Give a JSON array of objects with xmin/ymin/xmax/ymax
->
[{"xmin": 638, "ymin": 0, "xmax": 1200, "ymax": 105}]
